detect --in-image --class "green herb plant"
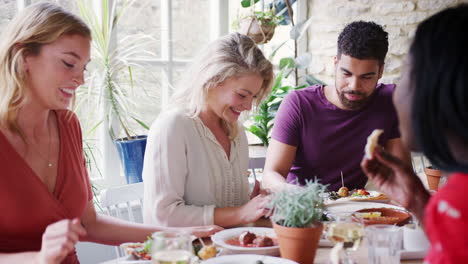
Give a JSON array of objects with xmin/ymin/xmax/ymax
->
[{"xmin": 269, "ymin": 180, "xmax": 327, "ymax": 228}]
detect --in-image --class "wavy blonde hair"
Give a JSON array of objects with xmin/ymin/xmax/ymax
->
[
  {"xmin": 170, "ymin": 32, "xmax": 274, "ymax": 139},
  {"xmin": 0, "ymin": 2, "xmax": 91, "ymax": 134}
]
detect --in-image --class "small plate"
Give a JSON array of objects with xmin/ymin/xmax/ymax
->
[
  {"xmin": 201, "ymin": 254, "xmax": 298, "ymax": 264},
  {"xmin": 117, "ymin": 255, "xmax": 152, "ymax": 264},
  {"xmin": 353, "ymin": 207, "xmax": 411, "ymax": 226},
  {"xmin": 211, "ymin": 227, "xmax": 279, "ymax": 256},
  {"xmin": 334, "ymin": 191, "xmax": 390, "ymax": 203},
  {"xmin": 400, "ymin": 249, "xmax": 427, "ymax": 260},
  {"xmin": 326, "ymin": 201, "xmax": 404, "ymax": 215}
]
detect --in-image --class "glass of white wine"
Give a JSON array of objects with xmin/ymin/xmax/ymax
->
[
  {"xmin": 151, "ymin": 230, "xmax": 194, "ymax": 264},
  {"xmin": 326, "ymin": 213, "xmax": 364, "ymax": 264}
]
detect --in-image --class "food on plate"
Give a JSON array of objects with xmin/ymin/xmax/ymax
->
[
  {"xmin": 225, "ymin": 231, "xmax": 278, "ymax": 248},
  {"xmin": 352, "ymin": 207, "xmax": 411, "ymax": 226},
  {"xmin": 120, "ymin": 238, "xmax": 152, "ymax": 260},
  {"xmin": 253, "ymin": 236, "xmax": 275, "ymax": 247},
  {"xmin": 349, "ymin": 190, "xmax": 389, "ymax": 201},
  {"xmin": 353, "ymin": 189, "xmax": 370, "ymax": 196},
  {"xmin": 239, "ymin": 231, "xmax": 256, "ymax": 246},
  {"xmin": 356, "ymin": 212, "xmax": 382, "ymax": 218},
  {"xmin": 197, "ymin": 245, "xmax": 217, "ymax": 260},
  {"xmin": 337, "ymin": 186, "xmax": 349, "ymax": 197},
  {"xmin": 364, "ymin": 129, "xmax": 383, "ymax": 159}
]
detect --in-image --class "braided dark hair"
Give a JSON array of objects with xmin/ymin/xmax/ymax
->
[{"xmin": 409, "ymin": 4, "xmax": 468, "ymax": 172}]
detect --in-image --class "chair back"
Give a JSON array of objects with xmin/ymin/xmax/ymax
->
[
  {"xmin": 248, "ymin": 157, "xmax": 266, "ymax": 180},
  {"xmin": 411, "ymin": 152, "xmax": 428, "ymax": 175},
  {"xmin": 99, "ymin": 182, "xmax": 144, "ymax": 257}
]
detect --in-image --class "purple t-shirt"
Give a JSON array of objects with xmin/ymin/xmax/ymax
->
[{"xmin": 271, "ymin": 84, "xmax": 400, "ymax": 191}]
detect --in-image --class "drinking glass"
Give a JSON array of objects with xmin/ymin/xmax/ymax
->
[
  {"xmin": 366, "ymin": 224, "xmax": 402, "ymax": 264},
  {"xmin": 326, "ymin": 213, "xmax": 364, "ymax": 264},
  {"xmin": 151, "ymin": 231, "xmax": 194, "ymax": 264}
]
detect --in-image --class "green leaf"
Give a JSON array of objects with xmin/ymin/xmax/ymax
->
[
  {"xmin": 289, "ymin": 17, "xmax": 313, "ymax": 40},
  {"xmin": 279, "ymin": 57, "xmax": 295, "ymax": 70},
  {"xmin": 241, "ymin": 0, "xmax": 260, "ymax": 8},
  {"xmin": 132, "ymin": 117, "xmax": 150, "ymax": 130},
  {"xmin": 305, "ymin": 74, "xmax": 326, "ymax": 85},
  {"xmin": 295, "ymin": 53, "xmax": 312, "ymax": 69},
  {"xmin": 268, "ymin": 40, "xmax": 289, "ymax": 61}
]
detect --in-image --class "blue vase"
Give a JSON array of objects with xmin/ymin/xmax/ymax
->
[{"xmin": 115, "ymin": 135, "xmax": 147, "ymax": 184}]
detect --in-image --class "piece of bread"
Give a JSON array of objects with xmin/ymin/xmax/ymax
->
[{"xmin": 364, "ymin": 129, "xmax": 383, "ymax": 159}]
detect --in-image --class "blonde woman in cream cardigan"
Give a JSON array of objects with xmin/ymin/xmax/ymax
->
[{"xmin": 143, "ymin": 33, "xmax": 274, "ymax": 227}]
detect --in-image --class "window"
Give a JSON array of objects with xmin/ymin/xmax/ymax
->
[{"xmin": 4, "ymin": 0, "xmax": 306, "ymax": 189}]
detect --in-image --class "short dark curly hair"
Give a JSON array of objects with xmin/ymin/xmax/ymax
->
[{"xmin": 337, "ymin": 21, "xmax": 388, "ymax": 65}]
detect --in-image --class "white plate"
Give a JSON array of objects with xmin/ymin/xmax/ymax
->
[
  {"xmin": 117, "ymin": 255, "xmax": 151, "ymax": 264},
  {"xmin": 201, "ymin": 254, "xmax": 298, "ymax": 264},
  {"xmin": 326, "ymin": 201, "xmax": 405, "ymax": 215},
  {"xmin": 331, "ymin": 191, "xmax": 390, "ymax": 203},
  {"xmin": 401, "ymin": 249, "xmax": 427, "ymax": 260},
  {"xmin": 211, "ymin": 227, "xmax": 279, "ymax": 256},
  {"xmin": 318, "ymin": 239, "xmax": 333, "ymax": 247}
]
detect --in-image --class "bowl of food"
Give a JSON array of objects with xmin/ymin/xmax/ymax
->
[
  {"xmin": 352, "ymin": 207, "xmax": 411, "ymax": 226},
  {"xmin": 211, "ymin": 227, "xmax": 280, "ymax": 256}
]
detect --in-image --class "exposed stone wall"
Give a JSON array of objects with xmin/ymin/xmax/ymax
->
[
  {"xmin": 307, "ymin": 0, "xmax": 468, "ymax": 85},
  {"xmin": 0, "ymin": 0, "xmax": 16, "ymax": 35}
]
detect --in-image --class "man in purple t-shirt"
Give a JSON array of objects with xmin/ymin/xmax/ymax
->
[{"xmin": 263, "ymin": 21, "xmax": 411, "ymax": 192}]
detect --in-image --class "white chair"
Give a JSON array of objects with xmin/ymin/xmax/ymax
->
[
  {"xmin": 411, "ymin": 152, "xmax": 428, "ymax": 174},
  {"xmin": 248, "ymin": 157, "xmax": 266, "ymax": 181},
  {"xmin": 99, "ymin": 182, "xmax": 145, "ymax": 258}
]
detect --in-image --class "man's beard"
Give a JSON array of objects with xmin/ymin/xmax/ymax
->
[{"xmin": 336, "ymin": 88, "xmax": 371, "ymax": 110}]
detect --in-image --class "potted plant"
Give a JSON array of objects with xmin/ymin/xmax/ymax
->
[
  {"xmin": 77, "ymin": 0, "xmax": 154, "ymax": 184},
  {"xmin": 268, "ymin": 180, "xmax": 328, "ymax": 264},
  {"xmin": 237, "ymin": 9, "xmax": 282, "ymax": 44},
  {"xmin": 424, "ymin": 164, "xmax": 443, "ymax": 191}
]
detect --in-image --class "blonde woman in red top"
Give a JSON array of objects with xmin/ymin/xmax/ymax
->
[{"xmin": 0, "ymin": 3, "xmax": 220, "ymax": 264}]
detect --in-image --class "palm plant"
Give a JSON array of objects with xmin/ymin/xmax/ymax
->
[
  {"xmin": 246, "ymin": 69, "xmax": 307, "ymax": 146},
  {"xmin": 76, "ymin": 0, "xmax": 154, "ymax": 140}
]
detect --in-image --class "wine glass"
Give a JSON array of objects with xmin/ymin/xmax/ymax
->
[
  {"xmin": 326, "ymin": 213, "xmax": 364, "ymax": 264},
  {"xmin": 151, "ymin": 230, "xmax": 194, "ymax": 264}
]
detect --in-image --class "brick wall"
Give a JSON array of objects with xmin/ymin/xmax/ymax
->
[{"xmin": 307, "ymin": 0, "xmax": 468, "ymax": 85}]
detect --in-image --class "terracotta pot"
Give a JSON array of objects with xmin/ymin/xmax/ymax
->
[
  {"xmin": 272, "ymin": 222, "xmax": 323, "ymax": 264},
  {"xmin": 239, "ymin": 17, "xmax": 276, "ymax": 44},
  {"xmin": 424, "ymin": 166, "xmax": 442, "ymax": 190}
]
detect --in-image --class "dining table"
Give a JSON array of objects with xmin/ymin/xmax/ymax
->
[{"xmin": 101, "ymin": 216, "xmax": 425, "ymax": 264}]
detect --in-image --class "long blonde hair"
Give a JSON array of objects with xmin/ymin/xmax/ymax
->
[
  {"xmin": 170, "ymin": 32, "xmax": 274, "ymax": 138},
  {"xmin": 0, "ymin": 2, "xmax": 91, "ymax": 134}
]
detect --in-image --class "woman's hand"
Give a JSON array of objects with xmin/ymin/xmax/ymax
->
[
  {"xmin": 37, "ymin": 218, "xmax": 86, "ymax": 264},
  {"xmin": 361, "ymin": 148, "xmax": 430, "ymax": 220},
  {"xmin": 239, "ymin": 194, "xmax": 270, "ymax": 224},
  {"xmin": 182, "ymin": 225, "xmax": 223, "ymax": 238}
]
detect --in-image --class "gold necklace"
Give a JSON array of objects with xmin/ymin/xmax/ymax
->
[{"xmin": 29, "ymin": 122, "xmax": 53, "ymax": 168}]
